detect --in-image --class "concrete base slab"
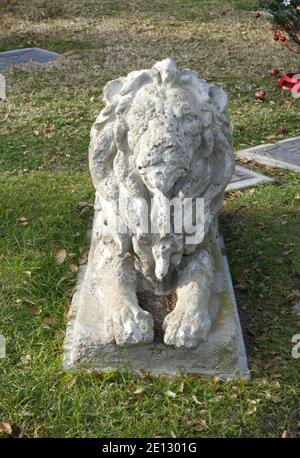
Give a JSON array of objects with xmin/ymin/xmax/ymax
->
[
  {"xmin": 226, "ymin": 165, "xmax": 274, "ymax": 192},
  {"xmin": 236, "ymin": 137, "xmax": 300, "ymax": 173},
  {"xmin": 0, "ymin": 48, "xmax": 59, "ymax": 69},
  {"xmin": 63, "ymin": 236, "xmax": 250, "ymax": 380}
]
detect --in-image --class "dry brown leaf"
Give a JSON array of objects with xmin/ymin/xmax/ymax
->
[
  {"xmin": 247, "ymin": 406, "xmax": 257, "ymax": 415},
  {"xmin": 19, "ymin": 216, "xmax": 28, "ymax": 226},
  {"xmin": 194, "ymin": 419, "xmax": 208, "ymax": 432},
  {"xmin": 234, "ymin": 267, "xmax": 250, "ymax": 283},
  {"xmin": 79, "ymin": 250, "xmax": 89, "ymax": 265},
  {"xmin": 67, "ymin": 287, "xmax": 76, "ymax": 299},
  {"xmin": 192, "ymin": 395, "xmax": 202, "ymax": 405},
  {"xmin": 42, "ymin": 317, "xmax": 55, "ymax": 327},
  {"xmin": 134, "ymin": 386, "xmax": 145, "ymax": 394},
  {"xmin": 54, "ymin": 248, "xmax": 67, "ymax": 264},
  {"xmin": 55, "ymin": 329, "xmax": 66, "ymax": 339},
  {"xmin": 65, "ymin": 305, "xmax": 73, "ymax": 320},
  {"xmin": 19, "ymin": 411, "xmax": 32, "ymax": 418},
  {"xmin": 20, "ymin": 354, "xmax": 31, "ymax": 365},
  {"xmin": 166, "ymin": 390, "xmax": 176, "ymax": 398},
  {"xmin": 66, "ymin": 377, "xmax": 76, "ymax": 387},
  {"xmin": 69, "ymin": 264, "xmax": 79, "ymax": 272},
  {"xmin": 235, "ymin": 282, "xmax": 249, "ymax": 291},
  {"xmin": 257, "ymin": 222, "xmax": 266, "ymax": 230},
  {"xmin": 0, "ymin": 422, "xmax": 12, "ymax": 435},
  {"xmin": 28, "ymin": 306, "xmax": 41, "ymax": 316}
]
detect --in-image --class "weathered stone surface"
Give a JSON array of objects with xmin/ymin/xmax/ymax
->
[
  {"xmin": 236, "ymin": 137, "xmax": 300, "ymax": 172},
  {"xmin": 64, "ymin": 58, "xmax": 249, "ymax": 377},
  {"xmin": 0, "ymin": 48, "xmax": 59, "ymax": 69},
  {"xmin": 226, "ymin": 165, "xmax": 274, "ymax": 191},
  {"xmin": 64, "ymin": 234, "xmax": 249, "ymax": 379}
]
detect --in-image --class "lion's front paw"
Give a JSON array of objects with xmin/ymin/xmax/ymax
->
[
  {"xmin": 112, "ymin": 304, "xmax": 154, "ymax": 346},
  {"xmin": 163, "ymin": 305, "xmax": 211, "ymax": 349}
]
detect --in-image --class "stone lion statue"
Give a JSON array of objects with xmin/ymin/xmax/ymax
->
[{"xmin": 71, "ymin": 58, "xmax": 235, "ymax": 360}]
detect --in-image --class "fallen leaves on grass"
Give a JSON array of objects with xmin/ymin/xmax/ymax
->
[
  {"xmin": 0, "ymin": 422, "xmax": 12, "ymax": 435},
  {"xmin": 194, "ymin": 419, "xmax": 208, "ymax": 432},
  {"xmin": 55, "ymin": 329, "xmax": 66, "ymax": 339},
  {"xmin": 18, "ymin": 216, "xmax": 28, "ymax": 226},
  {"xmin": 65, "ymin": 305, "xmax": 73, "ymax": 320},
  {"xmin": 42, "ymin": 317, "xmax": 56, "ymax": 327},
  {"xmin": 234, "ymin": 267, "xmax": 250, "ymax": 291},
  {"xmin": 68, "ymin": 263, "xmax": 79, "ymax": 272},
  {"xmin": 79, "ymin": 250, "xmax": 89, "ymax": 265},
  {"xmin": 65, "ymin": 377, "xmax": 76, "ymax": 388},
  {"xmin": 257, "ymin": 222, "xmax": 266, "ymax": 230},
  {"xmin": 54, "ymin": 247, "xmax": 67, "ymax": 264},
  {"xmin": 165, "ymin": 390, "xmax": 176, "ymax": 398},
  {"xmin": 20, "ymin": 354, "xmax": 31, "ymax": 365},
  {"xmin": 272, "ymin": 395, "xmax": 282, "ymax": 404},
  {"xmin": 27, "ymin": 306, "xmax": 41, "ymax": 316},
  {"xmin": 65, "ymin": 188, "xmax": 75, "ymax": 194},
  {"xmin": 192, "ymin": 395, "xmax": 202, "ymax": 405},
  {"xmin": 18, "ymin": 411, "xmax": 32, "ymax": 418},
  {"xmin": 246, "ymin": 405, "xmax": 257, "ymax": 415},
  {"xmin": 134, "ymin": 386, "xmax": 145, "ymax": 395},
  {"xmin": 67, "ymin": 287, "xmax": 76, "ymax": 299}
]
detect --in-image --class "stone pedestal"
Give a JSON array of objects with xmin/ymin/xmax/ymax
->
[{"xmin": 63, "ymin": 234, "xmax": 249, "ymax": 380}]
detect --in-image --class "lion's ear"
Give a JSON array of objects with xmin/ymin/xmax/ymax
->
[
  {"xmin": 103, "ymin": 77, "xmax": 126, "ymax": 103},
  {"xmin": 209, "ymin": 85, "xmax": 228, "ymax": 113}
]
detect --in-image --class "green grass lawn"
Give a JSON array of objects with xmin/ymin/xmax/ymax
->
[{"xmin": 0, "ymin": 0, "xmax": 299, "ymax": 438}]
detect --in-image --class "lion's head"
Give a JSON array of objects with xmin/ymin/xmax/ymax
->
[{"xmin": 89, "ymin": 59, "xmax": 235, "ymax": 282}]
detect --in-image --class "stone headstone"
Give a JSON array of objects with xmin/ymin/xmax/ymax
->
[
  {"xmin": 0, "ymin": 48, "xmax": 59, "ymax": 69},
  {"xmin": 236, "ymin": 137, "xmax": 300, "ymax": 173},
  {"xmin": 226, "ymin": 165, "xmax": 274, "ymax": 191},
  {"xmin": 0, "ymin": 74, "xmax": 5, "ymax": 99}
]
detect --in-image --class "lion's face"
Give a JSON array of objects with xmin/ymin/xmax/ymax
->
[
  {"xmin": 90, "ymin": 59, "xmax": 234, "ymax": 283},
  {"xmin": 126, "ymin": 84, "xmax": 204, "ymax": 195}
]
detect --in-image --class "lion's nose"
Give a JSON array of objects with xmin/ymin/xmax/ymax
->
[{"xmin": 154, "ymin": 258, "xmax": 169, "ymax": 281}]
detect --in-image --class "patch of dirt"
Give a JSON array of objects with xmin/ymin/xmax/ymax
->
[{"xmin": 137, "ymin": 291, "xmax": 177, "ymax": 341}]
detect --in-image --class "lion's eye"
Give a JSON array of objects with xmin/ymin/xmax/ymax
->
[{"xmin": 173, "ymin": 102, "xmax": 191, "ymax": 118}]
